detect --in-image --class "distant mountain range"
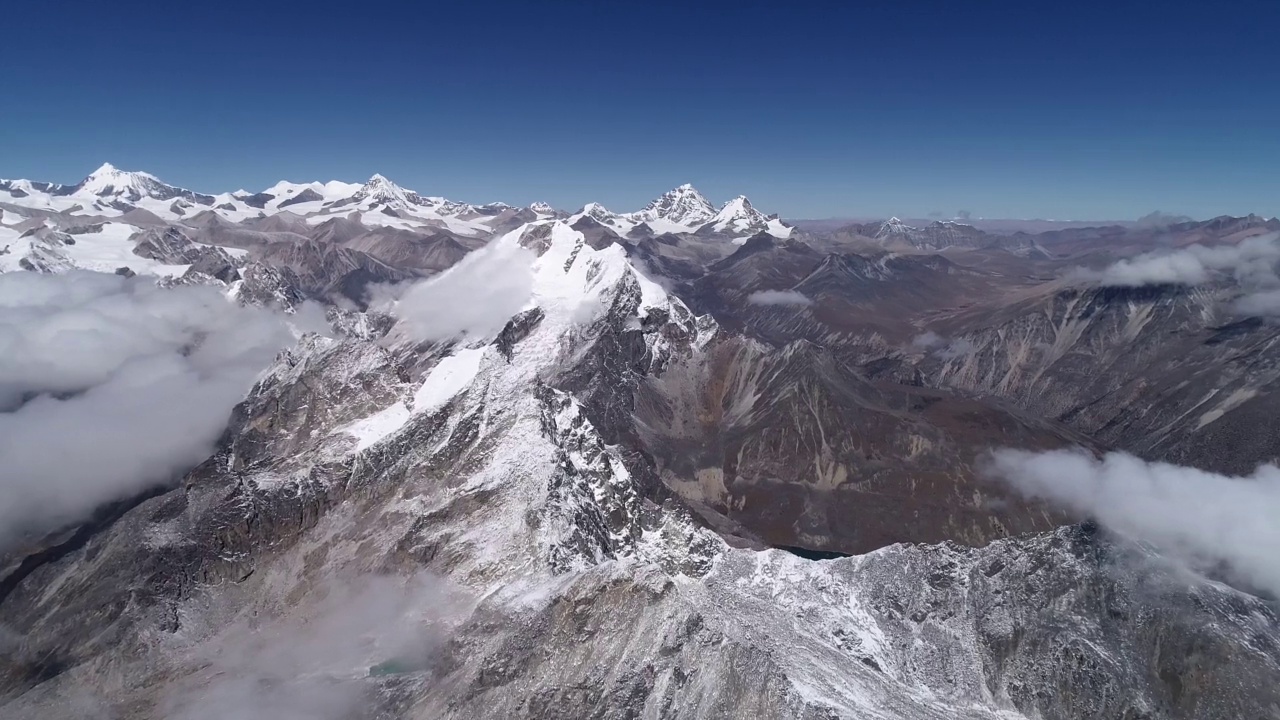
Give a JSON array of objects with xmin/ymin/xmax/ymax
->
[{"xmin": 0, "ymin": 163, "xmax": 791, "ymax": 240}]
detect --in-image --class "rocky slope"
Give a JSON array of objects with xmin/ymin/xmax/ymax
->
[
  {"xmin": 2, "ymin": 222, "xmax": 1279, "ymax": 720},
  {"xmin": 5, "ymin": 162, "xmax": 1280, "ymax": 720}
]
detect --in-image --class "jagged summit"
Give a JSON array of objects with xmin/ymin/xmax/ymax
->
[
  {"xmin": 875, "ymin": 216, "xmax": 913, "ymax": 238},
  {"xmin": 628, "ymin": 183, "xmax": 717, "ymax": 226},
  {"xmin": 352, "ymin": 173, "xmax": 419, "ymax": 207},
  {"xmin": 705, "ymin": 195, "xmax": 767, "ymax": 233}
]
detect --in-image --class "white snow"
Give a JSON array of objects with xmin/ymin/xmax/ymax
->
[
  {"xmin": 705, "ymin": 195, "xmax": 772, "ymax": 235},
  {"xmin": 74, "ymin": 162, "xmax": 164, "ymax": 198},
  {"xmin": 627, "ymin": 184, "xmax": 717, "ymax": 226},
  {"xmin": 0, "ymin": 221, "xmax": 190, "ymax": 276},
  {"xmin": 766, "ymin": 217, "xmax": 792, "ymax": 238},
  {"xmin": 1, "ymin": 165, "xmax": 787, "ymax": 251},
  {"xmin": 412, "ymin": 346, "xmax": 487, "ymax": 414},
  {"xmin": 340, "ymin": 401, "xmax": 412, "ymax": 451}
]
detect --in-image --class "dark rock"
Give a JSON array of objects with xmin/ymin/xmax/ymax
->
[{"xmin": 277, "ymin": 188, "xmax": 323, "ymax": 209}]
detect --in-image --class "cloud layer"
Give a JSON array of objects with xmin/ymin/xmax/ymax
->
[
  {"xmin": 165, "ymin": 575, "xmax": 453, "ymax": 720},
  {"xmin": 747, "ymin": 289, "xmax": 812, "ymax": 306},
  {"xmin": 391, "ymin": 239, "xmax": 535, "ymax": 342},
  {"xmin": 1081, "ymin": 233, "xmax": 1280, "ymax": 291},
  {"xmin": 911, "ymin": 330, "xmax": 977, "ymax": 359},
  {"xmin": 988, "ymin": 448, "xmax": 1280, "ymax": 597},
  {"xmin": 0, "ymin": 271, "xmax": 294, "ymax": 539}
]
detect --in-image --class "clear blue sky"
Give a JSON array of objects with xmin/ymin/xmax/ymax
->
[{"xmin": 2, "ymin": 0, "xmax": 1277, "ymax": 220}]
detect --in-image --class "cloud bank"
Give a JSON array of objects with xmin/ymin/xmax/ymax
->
[
  {"xmin": 165, "ymin": 575, "xmax": 454, "ymax": 720},
  {"xmin": 747, "ymin": 289, "xmax": 812, "ymax": 306},
  {"xmin": 988, "ymin": 448, "xmax": 1280, "ymax": 597},
  {"xmin": 392, "ymin": 239, "xmax": 535, "ymax": 342},
  {"xmin": 1080, "ymin": 233, "xmax": 1280, "ymax": 290},
  {"xmin": 911, "ymin": 330, "xmax": 977, "ymax": 359},
  {"xmin": 0, "ymin": 271, "xmax": 294, "ymax": 539}
]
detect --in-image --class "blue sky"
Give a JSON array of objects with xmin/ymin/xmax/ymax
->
[{"xmin": 2, "ymin": 0, "xmax": 1277, "ymax": 219}]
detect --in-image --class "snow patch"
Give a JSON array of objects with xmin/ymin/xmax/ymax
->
[{"xmin": 413, "ymin": 347, "xmax": 487, "ymax": 414}]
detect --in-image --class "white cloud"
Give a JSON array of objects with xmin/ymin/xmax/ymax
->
[
  {"xmin": 987, "ymin": 448, "xmax": 1280, "ymax": 597},
  {"xmin": 0, "ymin": 270, "xmax": 294, "ymax": 539},
  {"xmin": 747, "ymin": 289, "xmax": 812, "ymax": 306},
  {"xmin": 911, "ymin": 331, "xmax": 976, "ymax": 359},
  {"xmin": 1233, "ymin": 289, "xmax": 1280, "ymax": 317},
  {"xmin": 1078, "ymin": 233, "xmax": 1280, "ymax": 288},
  {"xmin": 164, "ymin": 575, "xmax": 455, "ymax": 720},
  {"xmin": 392, "ymin": 239, "xmax": 535, "ymax": 342}
]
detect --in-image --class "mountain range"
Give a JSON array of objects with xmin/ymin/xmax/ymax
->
[{"xmin": 3, "ymin": 162, "xmax": 1280, "ymax": 719}]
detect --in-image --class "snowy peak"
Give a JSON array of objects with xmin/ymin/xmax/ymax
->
[
  {"xmin": 702, "ymin": 194, "xmax": 791, "ymax": 238},
  {"xmin": 352, "ymin": 173, "xmax": 420, "ymax": 208},
  {"xmin": 74, "ymin": 162, "xmax": 211, "ymax": 204},
  {"xmin": 629, "ymin": 184, "xmax": 717, "ymax": 226},
  {"xmin": 346, "ymin": 175, "xmax": 481, "ymax": 217},
  {"xmin": 78, "ymin": 163, "xmax": 161, "ymax": 195},
  {"xmin": 574, "ymin": 202, "xmax": 628, "ymax": 226},
  {"xmin": 875, "ymin": 216, "xmax": 916, "ymax": 239},
  {"xmin": 706, "ymin": 195, "xmax": 765, "ymax": 231}
]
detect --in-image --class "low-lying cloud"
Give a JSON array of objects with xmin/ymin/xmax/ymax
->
[
  {"xmin": 911, "ymin": 330, "xmax": 977, "ymax": 359},
  {"xmin": 988, "ymin": 448, "xmax": 1280, "ymax": 597},
  {"xmin": 1234, "ymin": 289, "xmax": 1280, "ymax": 317},
  {"xmin": 0, "ymin": 270, "xmax": 294, "ymax": 539},
  {"xmin": 392, "ymin": 239, "xmax": 535, "ymax": 342},
  {"xmin": 164, "ymin": 574, "xmax": 458, "ymax": 720},
  {"xmin": 747, "ymin": 289, "xmax": 812, "ymax": 306},
  {"xmin": 1079, "ymin": 233, "xmax": 1280, "ymax": 290}
]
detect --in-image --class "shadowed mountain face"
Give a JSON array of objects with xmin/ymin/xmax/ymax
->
[{"xmin": 635, "ymin": 336, "xmax": 1083, "ymax": 553}]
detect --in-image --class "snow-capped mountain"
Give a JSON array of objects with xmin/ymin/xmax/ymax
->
[
  {"xmin": 849, "ymin": 216, "xmax": 993, "ymax": 250},
  {"xmin": 6, "ymin": 211, "xmax": 1280, "ymax": 719},
  {"xmin": 627, "ymin": 183, "xmax": 717, "ymax": 228},
  {"xmin": 567, "ymin": 201, "xmax": 636, "ymax": 234},
  {"xmin": 0, "ymin": 163, "xmax": 216, "ymax": 217},
  {"xmin": 874, "ymin": 216, "xmax": 913, "ymax": 239},
  {"xmin": 347, "ymin": 173, "xmax": 420, "ymax": 209},
  {"xmin": 703, "ymin": 194, "xmax": 791, "ymax": 238},
  {"xmin": 73, "ymin": 162, "xmax": 214, "ymax": 205},
  {"xmin": 0, "ymin": 164, "xmax": 788, "ymax": 240}
]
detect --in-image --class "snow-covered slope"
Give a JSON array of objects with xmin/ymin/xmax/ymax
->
[
  {"xmin": 73, "ymin": 162, "xmax": 212, "ymax": 204},
  {"xmin": 567, "ymin": 201, "xmax": 637, "ymax": 235},
  {"xmin": 705, "ymin": 194, "xmax": 792, "ymax": 239}
]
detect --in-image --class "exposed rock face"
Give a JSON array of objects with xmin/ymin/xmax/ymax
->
[
  {"xmin": 253, "ymin": 238, "xmax": 417, "ymax": 306},
  {"xmin": 635, "ymin": 334, "xmax": 1087, "ymax": 553},
  {"xmin": 132, "ymin": 226, "xmax": 236, "ymax": 268},
  {"xmin": 916, "ymin": 281, "xmax": 1280, "ymax": 475},
  {"xmin": 627, "ymin": 184, "xmax": 717, "ymax": 227},
  {"xmin": 276, "ymin": 188, "xmax": 324, "ymax": 208},
  {"xmin": 10, "ymin": 228, "xmax": 77, "ymax": 273}
]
